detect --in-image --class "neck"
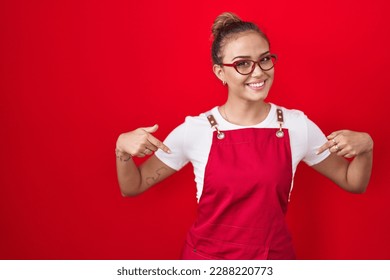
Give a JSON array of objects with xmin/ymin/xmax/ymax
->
[{"xmin": 220, "ymin": 101, "xmax": 270, "ymax": 126}]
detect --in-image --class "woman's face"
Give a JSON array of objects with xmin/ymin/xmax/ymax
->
[{"xmin": 214, "ymin": 31, "xmax": 274, "ymax": 103}]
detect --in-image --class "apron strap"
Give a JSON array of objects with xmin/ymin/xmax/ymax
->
[
  {"xmin": 205, "ymin": 112, "xmax": 225, "ymax": 140},
  {"xmin": 206, "ymin": 107, "xmax": 285, "ymax": 139},
  {"xmin": 276, "ymin": 108, "xmax": 284, "ymax": 138}
]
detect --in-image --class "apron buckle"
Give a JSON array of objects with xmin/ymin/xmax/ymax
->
[
  {"xmin": 217, "ymin": 130, "xmax": 225, "ymax": 140},
  {"xmin": 207, "ymin": 114, "xmax": 225, "ymax": 140},
  {"xmin": 276, "ymin": 108, "xmax": 284, "ymax": 138}
]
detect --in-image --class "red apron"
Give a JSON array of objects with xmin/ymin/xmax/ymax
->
[{"xmin": 181, "ymin": 109, "xmax": 295, "ymax": 260}]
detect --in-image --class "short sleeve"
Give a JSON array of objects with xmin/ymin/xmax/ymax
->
[
  {"xmin": 303, "ymin": 117, "xmax": 331, "ymax": 166},
  {"xmin": 154, "ymin": 121, "xmax": 189, "ymax": 171}
]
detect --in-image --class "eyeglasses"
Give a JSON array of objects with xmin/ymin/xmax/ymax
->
[{"xmin": 221, "ymin": 54, "xmax": 277, "ymax": 75}]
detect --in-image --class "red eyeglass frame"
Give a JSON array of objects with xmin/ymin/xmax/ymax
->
[{"xmin": 221, "ymin": 54, "xmax": 278, "ymax": 75}]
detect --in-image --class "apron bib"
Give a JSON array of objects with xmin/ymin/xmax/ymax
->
[{"xmin": 181, "ymin": 109, "xmax": 295, "ymax": 260}]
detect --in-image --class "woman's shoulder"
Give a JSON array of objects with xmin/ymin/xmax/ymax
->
[
  {"xmin": 274, "ymin": 103, "xmax": 306, "ymax": 119},
  {"xmin": 273, "ymin": 104, "xmax": 324, "ymax": 137},
  {"xmin": 167, "ymin": 108, "xmax": 215, "ymax": 138},
  {"xmin": 270, "ymin": 103, "xmax": 308, "ymax": 127},
  {"xmin": 182, "ymin": 107, "xmax": 217, "ymax": 126}
]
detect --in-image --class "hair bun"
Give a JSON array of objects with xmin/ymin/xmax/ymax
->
[{"xmin": 212, "ymin": 12, "xmax": 242, "ymax": 38}]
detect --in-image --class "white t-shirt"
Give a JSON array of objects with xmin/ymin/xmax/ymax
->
[{"xmin": 155, "ymin": 103, "xmax": 330, "ymax": 201}]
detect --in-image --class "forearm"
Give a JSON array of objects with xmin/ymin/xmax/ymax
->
[
  {"xmin": 316, "ymin": 130, "xmax": 374, "ymax": 193},
  {"xmin": 116, "ymin": 151, "xmax": 142, "ymax": 196},
  {"xmin": 345, "ymin": 150, "xmax": 373, "ymax": 193},
  {"xmin": 115, "ymin": 125, "xmax": 174, "ymax": 196}
]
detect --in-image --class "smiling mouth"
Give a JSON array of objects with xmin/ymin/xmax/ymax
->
[{"xmin": 246, "ymin": 81, "xmax": 265, "ymax": 88}]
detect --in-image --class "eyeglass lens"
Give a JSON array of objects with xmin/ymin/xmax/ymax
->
[{"xmin": 236, "ymin": 56, "xmax": 276, "ymax": 74}]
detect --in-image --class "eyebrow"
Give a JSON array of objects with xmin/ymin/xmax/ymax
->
[{"xmin": 232, "ymin": 51, "xmax": 270, "ymax": 61}]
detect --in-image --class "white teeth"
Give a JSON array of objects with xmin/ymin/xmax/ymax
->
[{"xmin": 248, "ymin": 82, "xmax": 265, "ymax": 87}]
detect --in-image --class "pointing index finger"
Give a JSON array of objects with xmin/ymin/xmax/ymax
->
[
  {"xmin": 147, "ymin": 134, "xmax": 171, "ymax": 154},
  {"xmin": 317, "ymin": 140, "xmax": 333, "ymax": 155}
]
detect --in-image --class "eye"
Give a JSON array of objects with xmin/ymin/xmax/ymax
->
[
  {"xmin": 235, "ymin": 60, "xmax": 252, "ymax": 68},
  {"xmin": 260, "ymin": 55, "xmax": 271, "ymax": 64}
]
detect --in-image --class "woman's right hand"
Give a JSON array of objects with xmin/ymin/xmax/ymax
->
[{"xmin": 116, "ymin": 124, "xmax": 171, "ymax": 158}]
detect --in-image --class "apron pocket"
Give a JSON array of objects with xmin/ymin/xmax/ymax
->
[
  {"xmin": 187, "ymin": 225, "xmax": 270, "ymax": 260},
  {"xmin": 181, "ymin": 242, "xmax": 218, "ymax": 260}
]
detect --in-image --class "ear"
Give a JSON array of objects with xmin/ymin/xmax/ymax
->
[{"xmin": 213, "ymin": 64, "xmax": 225, "ymax": 83}]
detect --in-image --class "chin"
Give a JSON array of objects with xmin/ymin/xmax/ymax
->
[{"xmin": 245, "ymin": 90, "xmax": 270, "ymax": 102}]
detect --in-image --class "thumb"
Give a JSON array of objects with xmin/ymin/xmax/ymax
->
[{"xmin": 142, "ymin": 124, "xmax": 159, "ymax": 134}]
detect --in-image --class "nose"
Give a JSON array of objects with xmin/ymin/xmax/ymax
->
[{"xmin": 251, "ymin": 62, "xmax": 264, "ymax": 76}]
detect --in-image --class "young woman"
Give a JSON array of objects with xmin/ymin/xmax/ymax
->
[{"xmin": 115, "ymin": 12, "xmax": 373, "ymax": 259}]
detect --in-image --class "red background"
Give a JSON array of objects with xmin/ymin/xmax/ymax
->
[{"xmin": 1, "ymin": 0, "xmax": 389, "ymax": 259}]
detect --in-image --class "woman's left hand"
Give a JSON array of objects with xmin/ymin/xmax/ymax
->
[{"xmin": 317, "ymin": 130, "xmax": 373, "ymax": 158}]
